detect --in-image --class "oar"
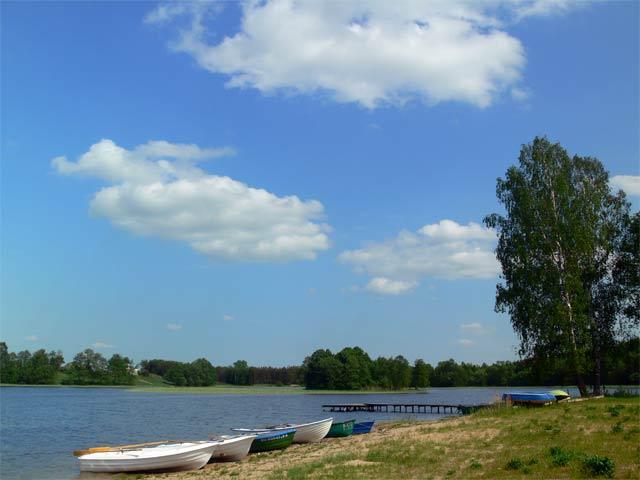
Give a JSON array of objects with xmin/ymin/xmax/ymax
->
[{"xmin": 73, "ymin": 440, "xmax": 177, "ymax": 457}]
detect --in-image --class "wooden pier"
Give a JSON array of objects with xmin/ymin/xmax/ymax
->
[{"xmin": 322, "ymin": 403, "xmax": 489, "ymax": 415}]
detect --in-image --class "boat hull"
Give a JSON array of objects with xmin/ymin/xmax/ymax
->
[
  {"xmin": 249, "ymin": 430, "xmax": 295, "ymax": 453},
  {"xmin": 548, "ymin": 389, "xmax": 570, "ymax": 400},
  {"xmin": 232, "ymin": 418, "xmax": 332, "ymax": 444},
  {"xmin": 78, "ymin": 442, "xmax": 217, "ymax": 473},
  {"xmin": 502, "ymin": 392, "xmax": 556, "ymax": 406},
  {"xmin": 353, "ymin": 421, "xmax": 375, "ymax": 435},
  {"xmin": 209, "ymin": 435, "xmax": 254, "ymax": 462},
  {"xmin": 326, "ymin": 419, "xmax": 355, "ymax": 438}
]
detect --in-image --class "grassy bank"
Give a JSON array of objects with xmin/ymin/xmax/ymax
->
[
  {"xmin": 130, "ymin": 384, "xmax": 422, "ymax": 395},
  {"xmin": 1, "ymin": 375, "xmax": 420, "ymax": 395},
  {"xmin": 145, "ymin": 396, "xmax": 639, "ymax": 480}
]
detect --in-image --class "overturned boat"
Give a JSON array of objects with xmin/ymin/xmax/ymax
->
[
  {"xmin": 326, "ymin": 419, "xmax": 355, "ymax": 437},
  {"xmin": 233, "ymin": 418, "xmax": 332, "ymax": 443},
  {"xmin": 75, "ymin": 441, "xmax": 217, "ymax": 473},
  {"xmin": 249, "ymin": 429, "xmax": 296, "ymax": 453},
  {"xmin": 502, "ymin": 392, "xmax": 556, "ymax": 406},
  {"xmin": 209, "ymin": 435, "xmax": 255, "ymax": 462},
  {"xmin": 353, "ymin": 421, "xmax": 375, "ymax": 435}
]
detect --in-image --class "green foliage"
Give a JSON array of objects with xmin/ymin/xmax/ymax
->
[
  {"xmin": 549, "ymin": 446, "xmax": 574, "ymax": 467},
  {"xmin": 63, "ymin": 349, "xmax": 135, "ymax": 385},
  {"xmin": 581, "ymin": 455, "xmax": 615, "ymax": 478},
  {"xmin": 411, "ymin": 358, "xmax": 431, "ymax": 388},
  {"xmin": 141, "ymin": 357, "xmax": 216, "ymax": 386},
  {"xmin": 0, "ymin": 343, "xmax": 63, "ymax": 384},
  {"xmin": 607, "ymin": 405, "xmax": 623, "ymax": 417},
  {"xmin": 505, "ymin": 458, "xmax": 524, "ymax": 470},
  {"xmin": 485, "ymin": 136, "xmax": 637, "ymax": 396},
  {"xmin": 611, "ymin": 422, "xmax": 623, "ymax": 434}
]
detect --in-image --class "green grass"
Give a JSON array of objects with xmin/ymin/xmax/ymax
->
[
  {"xmin": 1, "ymin": 374, "xmax": 421, "ymax": 395},
  {"xmin": 264, "ymin": 397, "xmax": 640, "ymax": 479},
  {"xmin": 128, "ymin": 383, "xmax": 421, "ymax": 395}
]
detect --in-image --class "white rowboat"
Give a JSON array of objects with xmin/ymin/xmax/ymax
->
[
  {"xmin": 233, "ymin": 417, "xmax": 333, "ymax": 443},
  {"xmin": 78, "ymin": 441, "xmax": 217, "ymax": 473},
  {"xmin": 209, "ymin": 435, "xmax": 255, "ymax": 462}
]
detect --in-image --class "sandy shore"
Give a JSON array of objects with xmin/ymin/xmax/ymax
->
[
  {"xmin": 142, "ymin": 397, "xmax": 639, "ymax": 479},
  {"xmin": 145, "ymin": 417, "xmax": 462, "ymax": 480}
]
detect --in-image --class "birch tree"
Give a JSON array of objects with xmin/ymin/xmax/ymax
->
[{"xmin": 485, "ymin": 137, "xmax": 635, "ymax": 396}]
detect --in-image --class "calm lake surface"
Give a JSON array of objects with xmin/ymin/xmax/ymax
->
[{"xmin": 0, "ymin": 386, "xmax": 585, "ymax": 479}]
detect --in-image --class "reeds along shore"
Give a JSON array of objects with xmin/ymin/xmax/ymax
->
[{"xmin": 143, "ymin": 396, "xmax": 639, "ymax": 480}]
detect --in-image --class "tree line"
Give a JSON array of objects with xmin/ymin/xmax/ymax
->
[
  {"xmin": 300, "ymin": 339, "xmax": 638, "ymax": 390},
  {"xmin": 2, "ymin": 338, "xmax": 637, "ymax": 388},
  {"xmin": 139, "ymin": 358, "xmax": 217, "ymax": 386},
  {"xmin": 0, "ymin": 343, "xmax": 136, "ymax": 385}
]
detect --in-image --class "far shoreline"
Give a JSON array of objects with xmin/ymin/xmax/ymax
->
[{"xmin": 2, "ymin": 383, "xmax": 635, "ymax": 396}]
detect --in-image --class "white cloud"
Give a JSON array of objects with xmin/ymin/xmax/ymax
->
[
  {"xmin": 92, "ymin": 342, "xmax": 115, "ymax": 349},
  {"xmin": 25, "ymin": 335, "xmax": 38, "ymax": 342},
  {"xmin": 223, "ymin": 314, "xmax": 234, "ymax": 321},
  {"xmin": 366, "ymin": 277, "xmax": 417, "ymax": 295},
  {"xmin": 146, "ymin": 0, "xmax": 580, "ymax": 109},
  {"xmin": 166, "ymin": 323, "xmax": 182, "ymax": 331},
  {"xmin": 610, "ymin": 175, "xmax": 640, "ymax": 197},
  {"xmin": 459, "ymin": 322, "xmax": 488, "ymax": 335},
  {"xmin": 53, "ymin": 139, "xmax": 330, "ymax": 261},
  {"xmin": 457, "ymin": 338, "xmax": 475, "ymax": 347},
  {"xmin": 340, "ymin": 220, "xmax": 498, "ymax": 295}
]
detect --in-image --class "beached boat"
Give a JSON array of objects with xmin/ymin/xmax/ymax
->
[
  {"xmin": 248, "ymin": 429, "xmax": 296, "ymax": 453},
  {"xmin": 233, "ymin": 418, "xmax": 332, "ymax": 443},
  {"xmin": 502, "ymin": 392, "xmax": 556, "ymax": 406},
  {"xmin": 326, "ymin": 419, "xmax": 355, "ymax": 437},
  {"xmin": 209, "ymin": 435, "xmax": 255, "ymax": 462},
  {"xmin": 76, "ymin": 441, "xmax": 217, "ymax": 473},
  {"xmin": 353, "ymin": 421, "xmax": 375, "ymax": 435},
  {"xmin": 549, "ymin": 389, "xmax": 570, "ymax": 400}
]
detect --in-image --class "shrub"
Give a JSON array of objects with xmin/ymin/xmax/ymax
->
[
  {"xmin": 469, "ymin": 460, "xmax": 482, "ymax": 469},
  {"xmin": 611, "ymin": 422, "xmax": 624, "ymax": 434},
  {"xmin": 581, "ymin": 455, "xmax": 615, "ymax": 478},
  {"xmin": 607, "ymin": 405, "xmax": 624, "ymax": 417},
  {"xmin": 549, "ymin": 446, "xmax": 573, "ymax": 467},
  {"xmin": 506, "ymin": 458, "xmax": 524, "ymax": 470}
]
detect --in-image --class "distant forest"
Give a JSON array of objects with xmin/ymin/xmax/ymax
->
[{"xmin": 1, "ymin": 339, "xmax": 637, "ymax": 389}]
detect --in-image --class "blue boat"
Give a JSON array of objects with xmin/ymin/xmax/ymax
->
[
  {"xmin": 502, "ymin": 392, "xmax": 556, "ymax": 406},
  {"xmin": 353, "ymin": 421, "xmax": 375, "ymax": 435}
]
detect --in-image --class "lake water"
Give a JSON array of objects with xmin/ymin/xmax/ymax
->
[{"xmin": 0, "ymin": 386, "xmax": 585, "ymax": 479}]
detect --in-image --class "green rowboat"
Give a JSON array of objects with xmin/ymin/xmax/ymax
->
[
  {"xmin": 248, "ymin": 429, "xmax": 295, "ymax": 453},
  {"xmin": 326, "ymin": 419, "xmax": 355, "ymax": 438}
]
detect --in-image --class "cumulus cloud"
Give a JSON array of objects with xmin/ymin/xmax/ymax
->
[
  {"xmin": 366, "ymin": 277, "xmax": 417, "ymax": 295},
  {"xmin": 146, "ymin": 0, "xmax": 580, "ymax": 108},
  {"xmin": 92, "ymin": 341, "xmax": 115, "ymax": 349},
  {"xmin": 166, "ymin": 323, "xmax": 182, "ymax": 331},
  {"xmin": 610, "ymin": 175, "xmax": 640, "ymax": 197},
  {"xmin": 340, "ymin": 220, "xmax": 498, "ymax": 295},
  {"xmin": 25, "ymin": 335, "xmax": 38, "ymax": 342},
  {"xmin": 53, "ymin": 139, "xmax": 330, "ymax": 261},
  {"xmin": 457, "ymin": 338, "xmax": 475, "ymax": 347},
  {"xmin": 223, "ymin": 314, "xmax": 234, "ymax": 321}
]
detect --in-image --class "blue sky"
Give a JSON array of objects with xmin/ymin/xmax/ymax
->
[{"xmin": 2, "ymin": 1, "xmax": 638, "ymax": 367}]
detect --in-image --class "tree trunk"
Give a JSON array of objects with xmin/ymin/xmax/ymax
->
[
  {"xmin": 592, "ymin": 320, "xmax": 603, "ymax": 396},
  {"xmin": 548, "ymin": 183, "xmax": 588, "ymax": 397},
  {"xmin": 593, "ymin": 350, "xmax": 602, "ymax": 396}
]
